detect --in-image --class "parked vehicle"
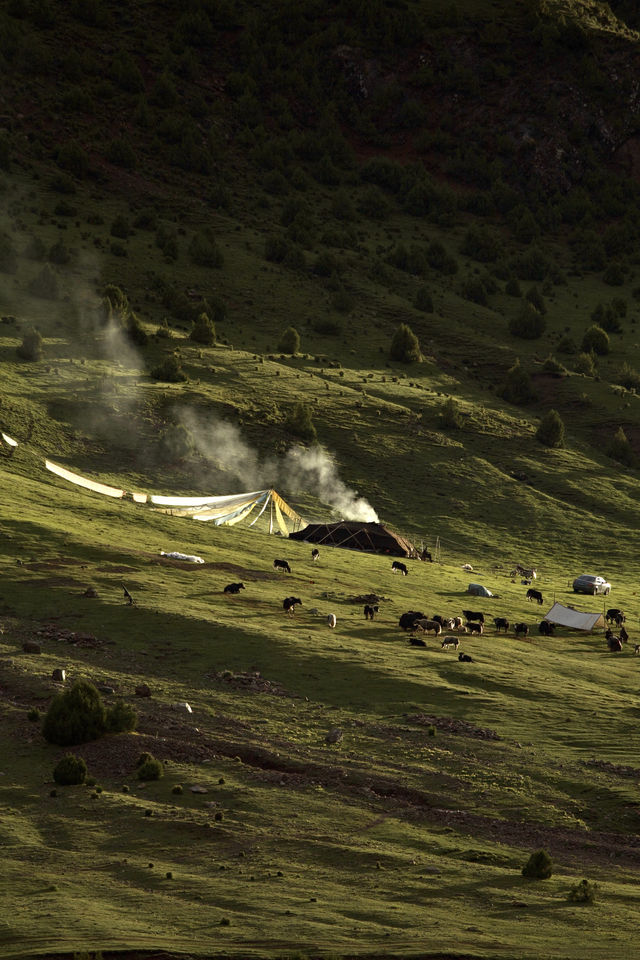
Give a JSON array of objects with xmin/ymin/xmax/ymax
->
[{"xmin": 572, "ymin": 574, "xmax": 611, "ymax": 596}]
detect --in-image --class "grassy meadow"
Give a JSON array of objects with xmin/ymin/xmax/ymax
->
[{"xmin": 3, "ymin": 1, "xmax": 640, "ymax": 957}]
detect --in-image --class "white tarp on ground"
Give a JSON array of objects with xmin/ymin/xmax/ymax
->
[
  {"xmin": 544, "ymin": 602, "xmax": 605, "ymax": 631},
  {"xmin": 46, "ymin": 460, "xmax": 125, "ymax": 498}
]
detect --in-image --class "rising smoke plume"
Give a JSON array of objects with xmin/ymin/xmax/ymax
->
[{"xmin": 179, "ymin": 410, "xmax": 379, "ymax": 522}]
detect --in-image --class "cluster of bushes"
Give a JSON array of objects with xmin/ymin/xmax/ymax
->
[{"xmin": 43, "ymin": 680, "xmax": 137, "ymax": 746}]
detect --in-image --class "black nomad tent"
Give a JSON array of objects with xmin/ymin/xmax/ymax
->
[{"xmin": 288, "ymin": 521, "xmax": 418, "ymax": 557}]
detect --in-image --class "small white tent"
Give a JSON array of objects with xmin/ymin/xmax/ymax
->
[{"xmin": 544, "ymin": 602, "xmax": 605, "ymax": 632}]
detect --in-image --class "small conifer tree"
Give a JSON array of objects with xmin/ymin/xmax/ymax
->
[
  {"xmin": 278, "ymin": 326, "xmax": 300, "ymax": 354},
  {"xmin": 536, "ymin": 409, "xmax": 565, "ymax": 448},
  {"xmin": 582, "ymin": 324, "xmax": 609, "ymax": 355},
  {"xmin": 499, "ymin": 359, "xmax": 536, "ymax": 405},
  {"xmin": 286, "ymin": 403, "xmax": 317, "ymax": 442},
  {"xmin": 190, "ymin": 312, "xmax": 215, "ymax": 346},
  {"xmin": 390, "ymin": 323, "xmax": 421, "ymax": 363},
  {"xmin": 608, "ymin": 427, "xmax": 634, "ymax": 466},
  {"xmin": 17, "ymin": 327, "xmax": 43, "ymax": 361}
]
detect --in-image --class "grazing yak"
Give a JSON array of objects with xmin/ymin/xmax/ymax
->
[
  {"xmin": 514, "ymin": 622, "xmax": 529, "ymax": 637},
  {"xmin": 606, "ymin": 608, "xmax": 625, "ymax": 626},
  {"xmin": 223, "ymin": 582, "xmax": 245, "ymax": 595},
  {"xmin": 274, "ymin": 559, "xmax": 292, "ymax": 573},
  {"xmin": 458, "ymin": 652, "xmax": 473, "ymax": 662},
  {"xmin": 391, "ymin": 560, "xmax": 408, "ymax": 576},
  {"xmin": 462, "ymin": 610, "xmax": 484, "ymax": 623},
  {"xmin": 526, "ymin": 588, "xmax": 544, "ymax": 605},
  {"xmin": 364, "ymin": 604, "xmax": 379, "ymax": 620},
  {"xmin": 441, "ymin": 636, "xmax": 459, "ymax": 650},
  {"xmin": 326, "ymin": 613, "xmax": 337, "ymax": 628},
  {"xmin": 399, "ymin": 611, "xmax": 427, "ymax": 631},
  {"xmin": 311, "ymin": 548, "xmax": 320, "ymax": 562},
  {"xmin": 620, "ymin": 625, "xmax": 629, "ymax": 644},
  {"xmin": 409, "ymin": 636, "xmax": 427, "ymax": 647},
  {"xmin": 465, "ymin": 621, "xmax": 484, "ymax": 635},
  {"xmin": 538, "ymin": 620, "xmax": 555, "ymax": 636},
  {"xmin": 493, "ymin": 617, "xmax": 509, "ymax": 633},
  {"xmin": 607, "ymin": 635, "xmax": 623, "ymax": 652},
  {"xmin": 283, "ymin": 596, "xmax": 302, "ymax": 615},
  {"xmin": 414, "ymin": 619, "xmax": 442, "ymax": 636}
]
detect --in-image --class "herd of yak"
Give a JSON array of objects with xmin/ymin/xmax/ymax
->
[{"xmin": 219, "ymin": 553, "xmax": 638, "ymax": 658}]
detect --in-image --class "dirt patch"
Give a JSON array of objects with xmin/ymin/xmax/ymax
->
[
  {"xmin": 25, "ymin": 577, "xmax": 84, "ymax": 589},
  {"xmin": 584, "ymin": 758, "xmax": 640, "ymax": 779},
  {"xmin": 406, "ymin": 712, "xmax": 501, "ymax": 741},
  {"xmin": 34, "ymin": 624, "xmax": 113, "ymax": 648},
  {"xmin": 205, "ymin": 669, "xmax": 298, "ymax": 697}
]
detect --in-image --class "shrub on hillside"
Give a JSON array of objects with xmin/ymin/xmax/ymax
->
[
  {"xmin": 53, "ymin": 753, "xmax": 87, "ymax": 786},
  {"xmin": 522, "ymin": 849, "xmax": 553, "ymax": 879},
  {"xmin": 460, "ymin": 225, "xmax": 501, "ymax": 263},
  {"xmin": 508, "ymin": 301, "xmax": 546, "ymax": 339},
  {"xmin": 505, "ymin": 276, "xmax": 522, "ymax": 297},
  {"xmin": 278, "ymin": 326, "xmax": 300, "ymax": 354},
  {"xmin": 137, "ymin": 754, "xmax": 163, "ymax": 781},
  {"xmin": 150, "ymin": 354, "xmax": 188, "ymax": 383},
  {"xmin": 568, "ymin": 879, "xmax": 599, "ymax": 904},
  {"xmin": 499, "ymin": 359, "xmax": 536, "ymax": 405},
  {"xmin": 557, "ymin": 335, "xmax": 577, "ymax": 355},
  {"xmin": 105, "ymin": 701, "xmax": 138, "ymax": 734},
  {"xmin": 17, "ymin": 327, "xmax": 43, "ymax": 361},
  {"xmin": 574, "ymin": 352, "xmax": 597, "ymax": 377},
  {"xmin": 188, "ymin": 231, "xmax": 223, "ymax": 268},
  {"xmin": 358, "ymin": 185, "xmax": 391, "ymax": 220},
  {"xmin": 43, "ymin": 680, "xmax": 107, "ymax": 746},
  {"xmin": 440, "ymin": 397, "xmax": 462, "ymax": 429},
  {"xmin": 525, "ymin": 286, "xmax": 546, "ymax": 314},
  {"xmin": 608, "ymin": 427, "xmax": 635, "ymax": 466},
  {"xmin": 536, "ymin": 409, "xmax": 565, "ymax": 448},
  {"xmin": 426, "ymin": 240, "xmax": 458, "ymax": 275},
  {"xmin": 581, "ymin": 325, "xmax": 609, "ymax": 355},
  {"xmin": 105, "ymin": 137, "xmax": 136, "ymax": 170},
  {"xmin": 541, "ymin": 355, "xmax": 567, "ymax": 377},
  {"xmin": 618, "ymin": 363, "xmax": 640, "ymax": 391},
  {"xmin": 510, "ymin": 246, "xmax": 550, "ymax": 281},
  {"xmin": 286, "ymin": 403, "xmax": 317, "ymax": 443},
  {"xmin": 190, "ymin": 312, "xmax": 215, "ymax": 346},
  {"xmin": 390, "ymin": 323, "xmax": 421, "ymax": 363},
  {"xmin": 460, "ymin": 276, "xmax": 488, "ymax": 306}
]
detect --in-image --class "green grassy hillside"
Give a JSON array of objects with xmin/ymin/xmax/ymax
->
[{"xmin": 3, "ymin": 2, "xmax": 640, "ymax": 958}]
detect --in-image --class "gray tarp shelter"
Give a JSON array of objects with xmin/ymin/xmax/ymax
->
[
  {"xmin": 467, "ymin": 583, "xmax": 493, "ymax": 597},
  {"xmin": 544, "ymin": 602, "xmax": 605, "ymax": 631}
]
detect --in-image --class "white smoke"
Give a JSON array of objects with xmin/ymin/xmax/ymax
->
[
  {"xmin": 284, "ymin": 444, "xmax": 378, "ymax": 522},
  {"xmin": 179, "ymin": 409, "xmax": 278, "ymax": 490},
  {"xmin": 179, "ymin": 411, "xmax": 378, "ymax": 522}
]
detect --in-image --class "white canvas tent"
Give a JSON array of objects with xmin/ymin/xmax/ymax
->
[
  {"xmin": 544, "ymin": 602, "xmax": 605, "ymax": 632},
  {"xmin": 44, "ymin": 460, "xmax": 303, "ymax": 533}
]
